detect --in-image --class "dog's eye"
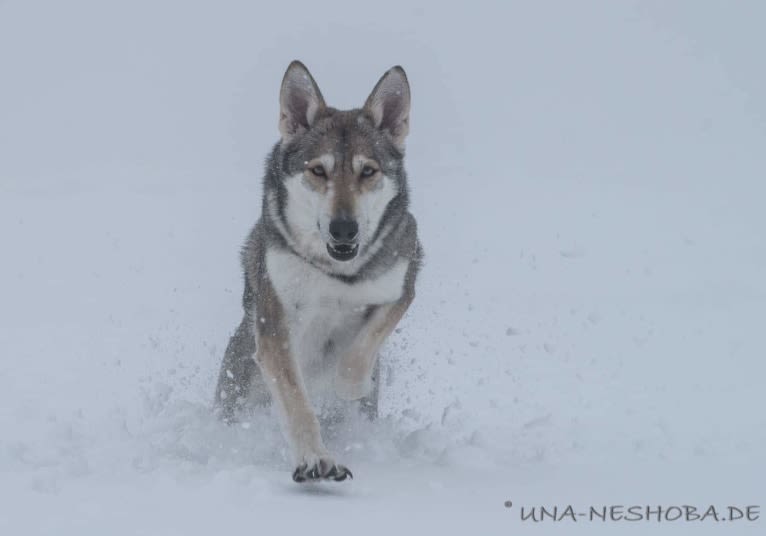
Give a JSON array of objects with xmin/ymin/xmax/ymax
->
[
  {"xmin": 360, "ymin": 166, "xmax": 377, "ymax": 178},
  {"xmin": 310, "ymin": 166, "xmax": 326, "ymax": 177}
]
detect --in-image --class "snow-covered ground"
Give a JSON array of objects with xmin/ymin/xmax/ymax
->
[{"xmin": 1, "ymin": 1, "xmax": 764, "ymax": 534}]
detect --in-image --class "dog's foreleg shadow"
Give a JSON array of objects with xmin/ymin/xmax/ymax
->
[{"xmin": 279, "ymin": 480, "xmax": 357, "ymax": 498}]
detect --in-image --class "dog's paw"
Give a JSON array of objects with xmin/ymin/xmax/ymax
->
[{"xmin": 292, "ymin": 456, "xmax": 353, "ymax": 483}]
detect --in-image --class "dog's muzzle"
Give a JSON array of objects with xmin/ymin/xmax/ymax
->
[
  {"xmin": 327, "ymin": 218, "xmax": 359, "ymax": 261},
  {"xmin": 326, "ymin": 241, "xmax": 359, "ymax": 261}
]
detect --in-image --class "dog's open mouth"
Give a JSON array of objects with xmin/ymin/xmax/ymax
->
[{"xmin": 326, "ymin": 242, "xmax": 359, "ymax": 262}]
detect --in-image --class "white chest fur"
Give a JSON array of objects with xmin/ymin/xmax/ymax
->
[
  {"xmin": 266, "ymin": 248, "xmax": 409, "ymax": 311},
  {"xmin": 264, "ymin": 248, "xmax": 408, "ymax": 397}
]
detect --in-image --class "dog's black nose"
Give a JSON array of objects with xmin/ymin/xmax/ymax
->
[{"xmin": 329, "ymin": 219, "xmax": 359, "ymax": 242}]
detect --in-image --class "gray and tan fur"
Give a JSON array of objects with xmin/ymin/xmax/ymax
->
[{"xmin": 214, "ymin": 61, "xmax": 422, "ymax": 483}]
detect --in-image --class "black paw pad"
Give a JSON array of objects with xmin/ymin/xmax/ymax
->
[{"xmin": 292, "ymin": 462, "xmax": 353, "ymax": 483}]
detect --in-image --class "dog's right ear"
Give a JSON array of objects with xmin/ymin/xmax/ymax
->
[
  {"xmin": 364, "ymin": 66, "xmax": 411, "ymax": 150},
  {"xmin": 279, "ymin": 61, "xmax": 326, "ymax": 143}
]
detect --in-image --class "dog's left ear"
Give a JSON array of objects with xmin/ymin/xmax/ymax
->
[
  {"xmin": 279, "ymin": 61, "xmax": 326, "ymax": 143},
  {"xmin": 364, "ymin": 66, "xmax": 410, "ymax": 150}
]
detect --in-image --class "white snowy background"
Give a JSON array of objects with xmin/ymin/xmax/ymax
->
[{"xmin": 1, "ymin": 1, "xmax": 764, "ymax": 534}]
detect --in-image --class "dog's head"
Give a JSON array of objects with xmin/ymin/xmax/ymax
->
[{"xmin": 268, "ymin": 61, "xmax": 411, "ymax": 272}]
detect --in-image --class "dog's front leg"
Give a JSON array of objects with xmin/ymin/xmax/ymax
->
[
  {"xmin": 335, "ymin": 294, "xmax": 413, "ymax": 401},
  {"xmin": 254, "ymin": 280, "xmax": 351, "ymax": 483}
]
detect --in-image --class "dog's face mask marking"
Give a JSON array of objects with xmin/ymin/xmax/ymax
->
[{"xmin": 276, "ymin": 62, "xmax": 410, "ymax": 269}]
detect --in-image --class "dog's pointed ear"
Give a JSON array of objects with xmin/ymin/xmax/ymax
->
[
  {"xmin": 364, "ymin": 66, "xmax": 410, "ymax": 150},
  {"xmin": 279, "ymin": 61, "xmax": 326, "ymax": 143}
]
